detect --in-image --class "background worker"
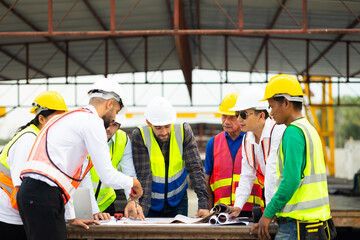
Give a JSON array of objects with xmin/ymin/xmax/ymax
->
[
  {"xmin": 90, "ymin": 113, "xmax": 144, "ymax": 220},
  {"xmin": 0, "ymin": 91, "xmax": 67, "ymax": 240},
  {"xmin": 132, "ymin": 96, "xmax": 209, "ymax": 218},
  {"xmin": 205, "ymin": 92, "xmax": 261, "ymax": 217},
  {"xmin": 17, "ymin": 78, "xmax": 143, "ymax": 240},
  {"xmin": 251, "ymin": 74, "xmax": 335, "ymax": 240},
  {"xmin": 229, "ymin": 85, "xmax": 286, "ymax": 218}
]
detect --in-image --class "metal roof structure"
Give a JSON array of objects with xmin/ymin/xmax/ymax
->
[{"xmin": 0, "ymin": 0, "xmax": 360, "ymax": 103}]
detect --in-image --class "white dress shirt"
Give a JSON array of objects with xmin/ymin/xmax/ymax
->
[
  {"xmin": 0, "ymin": 132, "xmax": 36, "ymax": 225},
  {"xmin": 234, "ymin": 118, "xmax": 286, "ymax": 209},
  {"xmin": 108, "ymin": 134, "xmax": 137, "ymax": 200},
  {"xmin": 23, "ymin": 105, "xmax": 133, "ymax": 220}
]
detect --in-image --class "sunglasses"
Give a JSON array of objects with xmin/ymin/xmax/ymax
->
[{"xmin": 235, "ymin": 111, "xmax": 254, "ymax": 120}]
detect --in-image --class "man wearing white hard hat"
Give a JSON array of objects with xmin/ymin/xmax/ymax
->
[
  {"xmin": 89, "ymin": 113, "xmax": 145, "ymax": 220},
  {"xmin": 131, "ymin": 96, "xmax": 210, "ymax": 218},
  {"xmin": 228, "ymin": 85, "xmax": 286, "ymax": 219},
  {"xmin": 205, "ymin": 92, "xmax": 263, "ymax": 218},
  {"xmin": 17, "ymin": 78, "xmax": 143, "ymax": 240}
]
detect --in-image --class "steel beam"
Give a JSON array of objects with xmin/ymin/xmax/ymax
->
[
  {"xmin": 299, "ymin": 15, "xmax": 360, "ymax": 75},
  {"xmin": 0, "ymin": 0, "xmax": 95, "ymax": 76},
  {"xmin": 249, "ymin": 0, "xmax": 287, "ymax": 73},
  {"xmin": 82, "ymin": 0, "xmax": 138, "ymax": 72},
  {"xmin": 0, "ymin": 46, "xmax": 51, "ymax": 78},
  {"xmin": 174, "ymin": 0, "xmax": 193, "ymax": 99}
]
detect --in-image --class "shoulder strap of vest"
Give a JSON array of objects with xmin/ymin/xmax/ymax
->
[
  {"xmin": 139, "ymin": 126, "xmax": 152, "ymax": 159},
  {"xmin": 174, "ymin": 123, "xmax": 184, "ymax": 156}
]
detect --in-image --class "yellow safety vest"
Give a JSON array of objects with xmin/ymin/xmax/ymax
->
[
  {"xmin": 139, "ymin": 123, "xmax": 187, "ymax": 211},
  {"xmin": 276, "ymin": 118, "xmax": 331, "ymax": 221},
  {"xmin": 0, "ymin": 124, "xmax": 39, "ymax": 209},
  {"xmin": 90, "ymin": 130, "xmax": 127, "ymax": 212}
]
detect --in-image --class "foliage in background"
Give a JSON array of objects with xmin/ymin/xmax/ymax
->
[{"xmin": 334, "ymin": 96, "xmax": 360, "ymax": 148}]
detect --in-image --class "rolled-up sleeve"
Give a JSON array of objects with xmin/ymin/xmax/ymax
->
[{"xmin": 131, "ymin": 127, "xmax": 152, "ymax": 216}]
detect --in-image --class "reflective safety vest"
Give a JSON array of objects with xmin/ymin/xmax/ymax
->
[
  {"xmin": 0, "ymin": 124, "xmax": 39, "ymax": 209},
  {"xmin": 90, "ymin": 130, "xmax": 127, "ymax": 212},
  {"xmin": 139, "ymin": 123, "xmax": 187, "ymax": 211},
  {"xmin": 209, "ymin": 132, "xmax": 264, "ymax": 211},
  {"xmin": 276, "ymin": 118, "xmax": 331, "ymax": 221},
  {"xmin": 243, "ymin": 122, "xmax": 276, "ymax": 186},
  {"xmin": 20, "ymin": 109, "xmax": 94, "ymax": 204}
]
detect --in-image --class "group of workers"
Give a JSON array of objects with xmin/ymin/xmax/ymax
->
[{"xmin": 0, "ymin": 74, "xmax": 335, "ymax": 240}]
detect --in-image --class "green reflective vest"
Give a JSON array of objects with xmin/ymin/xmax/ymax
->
[
  {"xmin": 276, "ymin": 118, "xmax": 331, "ymax": 221},
  {"xmin": 90, "ymin": 130, "xmax": 127, "ymax": 212},
  {"xmin": 0, "ymin": 124, "xmax": 39, "ymax": 197},
  {"xmin": 139, "ymin": 123, "xmax": 187, "ymax": 211}
]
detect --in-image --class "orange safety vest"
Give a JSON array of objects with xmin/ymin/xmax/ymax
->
[
  {"xmin": 20, "ymin": 109, "xmax": 94, "ymax": 204},
  {"xmin": 244, "ymin": 122, "xmax": 276, "ymax": 186},
  {"xmin": 209, "ymin": 132, "xmax": 264, "ymax": 211}
]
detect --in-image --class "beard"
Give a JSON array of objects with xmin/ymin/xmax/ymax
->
[{"xmin": 102, "ymin": 111, "xmax": 113, "ymax": 129}]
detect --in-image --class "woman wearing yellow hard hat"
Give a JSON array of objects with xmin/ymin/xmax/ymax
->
[{"xmin": 0, "ymin": 91, "xmax": 67, "ymax": 240}]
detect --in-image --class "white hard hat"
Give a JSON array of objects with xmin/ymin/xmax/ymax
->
[
  {"xmin": 230, "ymin": 85, "xmax": 268, "ymax": 111},
  {"xmin": 88, "ymin": 78, "xmax": 128, "ymax": 114},
  {"xmin": 145, "ymin": 96, "xmax": 176, "ymax": 126},
  {"xmin": 115, "ymin": 113, "xmax": 126, "ymax": 125}
]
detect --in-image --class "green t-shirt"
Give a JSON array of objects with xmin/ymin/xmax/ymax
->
[{"xmin": 264, "ymin": 122, "xmax": 307, "ymax": 218}]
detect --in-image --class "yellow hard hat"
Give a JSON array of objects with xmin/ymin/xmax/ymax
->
[
  {"xmin": 218, "ymin": 92, "xmax": 239, "ymax": 116},
  {"xmin": 262, "ymin": 74, "xmax": 304, "ymax": 101},
  {"xmin": 30, "ymin": 91, "xmax": 68, "ymax": 114}
]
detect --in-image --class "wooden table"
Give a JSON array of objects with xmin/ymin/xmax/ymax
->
[{"xmin": 67, "ymin": 223, "xmax": 278, "ymax": 239}]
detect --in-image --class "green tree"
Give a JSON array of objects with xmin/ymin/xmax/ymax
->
[{"xmin": 334, "ymin": 96, "xmax": 360, "ymax": 147}]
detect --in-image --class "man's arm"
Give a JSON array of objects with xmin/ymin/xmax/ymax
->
[
  {"xmin": 263, "ymin": 126, "xmax": 306, "ymax": 219},
  {"xmin": 233, "ymin": 138, "xmax": 257, "ymax": 209},
  {"xmin": 119, "ymin": 136, "xmax": 137, "ymax": 199},
  {"xmin": 204, "ymin": 137, "xmax": 215, "ymax": 209},
  {"xmin": 264, "ymin": 124, "xmax": 286, "ymax": 205},
  {"xmin": 131, "ymin": 127, "xmax": 152, "ymax": 216},
  {"xmin": 182, "ymin": 123, "xmax": 209, "ymax": 212}
]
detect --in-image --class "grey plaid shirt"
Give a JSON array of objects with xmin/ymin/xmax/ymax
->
[{"xmin": 131, "ymin": 122, "xmax": 209, "ymax": 216}]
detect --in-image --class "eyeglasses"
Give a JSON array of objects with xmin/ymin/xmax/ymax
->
[{"xmin": 235, "ymin": 111, "xmax": 254, "ymax": 120}]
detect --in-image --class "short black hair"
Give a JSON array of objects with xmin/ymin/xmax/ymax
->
[
  {"xmin": 254, "ymin": 109, "xmax": 269, "ymax": 119},
  {"xmin": 273, "ymin": 96, "xmax": 303, "ymax": 111}
]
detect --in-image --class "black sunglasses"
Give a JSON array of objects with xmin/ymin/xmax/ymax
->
[{"xmin": 235, "ymin": 111, "xmax": 254, "ymax": 120}]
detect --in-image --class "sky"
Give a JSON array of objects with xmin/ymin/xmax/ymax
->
[{"xmin": 0, "ymin": 69, "xmax": 359, "ymax": 139}]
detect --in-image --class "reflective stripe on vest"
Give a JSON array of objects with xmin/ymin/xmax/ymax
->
[
  {"xmin": 90, "ymin": 130, "xmax": 127, "ymax": 212},
  {"xmin": 244, "ymin": 122, "xmax": 276, "ymax": 185},
  {"xmin": 0, "ymin": 124, "xmax": 39, "ymax": 209},
  {"xmin": 276, "ymin": 118, "xmax": 331, "ymax": 221},
  {"xmin": 209, "ymin": 132, "xmax": 264, "ymax": 210},
  {"xmin": 139, "ymin": 123, "xmax": 187, "ymax": 211},
  {"xmin": 20, "ymin": 109, "xmax": 94, "ymax": 204}
]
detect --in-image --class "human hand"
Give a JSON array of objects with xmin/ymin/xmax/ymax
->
[
  {"xmin": 228, "ymin": 206, "xmax": 241, "ymax": 218},
  {"xmin": 195, "ymin": 209, "xmax": 210, "ymax": 218},
  {"xmin": 124, "ymin": 200, "xmax": 145, "ymax": 221},
  {"xmin": 93, "ymin": 212, "xmax": 111, "ymax": 221},
  {"xmin": 68, "ymin": 218, "xmax": 100, "ymax": 229},
  {"xmin": 129, "ymin": 178, "xmax": 143, "ymax": 200},
  {"xmin": 250, "ymin": 215, "xmax": 272, "ymax": 240}
]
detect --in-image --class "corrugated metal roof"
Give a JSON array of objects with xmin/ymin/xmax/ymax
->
[{"xmin": 0, "ymin": 0, "xmax": 359, "ymax": 83}]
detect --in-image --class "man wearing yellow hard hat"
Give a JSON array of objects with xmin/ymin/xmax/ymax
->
[
  {"xmin": 205, "ymin": 92, "xmax": 261, "ymax": 217},
  {"xmin": 250, "ymin": 74, "xmax": 336, "ymax": 240},
  {"xmin": 0, "ymin": 91, "xmax": 67, "ymax": 240}
]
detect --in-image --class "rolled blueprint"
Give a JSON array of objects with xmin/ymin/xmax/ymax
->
[
  {"xmin": 217, "ymin": 213, "xmax": 229, "ymax": 223},
  {"xmin": 209, "ymin": 215, "xmax": 218, "ymax": 225}
]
